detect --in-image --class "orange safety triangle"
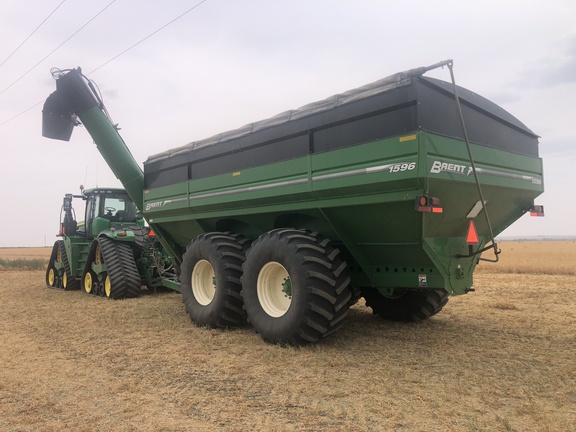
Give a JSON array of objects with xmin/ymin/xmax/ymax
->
[{"xmin": 466, "ymin": 220, "xmax": 479, "ymax": 245}]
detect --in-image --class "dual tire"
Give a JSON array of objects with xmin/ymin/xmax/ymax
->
[
  {"xmin": 180, "ymin": 229, "xmax": 352, "ymax": 345},
  {"xmin": 180, "ymin": 229, "xmax": 449, "ymax": 345},
  {"xmin": 241, "ymin": 229, "xmax": 351, "ymax": 345}
]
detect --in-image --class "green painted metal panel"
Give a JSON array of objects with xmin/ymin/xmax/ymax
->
[
  {"xmin": 143, "ymin": 136, "xmax": 422, "ymax": 220},
  {"xmin": 43, "ymin": 68, "xmax": 544, "ymax": 295},
  {"xmin": 91, "ymin": 217, "xmax": 110, "ymax": 237},
  {"xmin": 143, "ymin": 130, "xmax": 543, "ymax": 293},
  {"xmin": 63, "ymin": 236, "xmax": 92, "ymax": 280}
]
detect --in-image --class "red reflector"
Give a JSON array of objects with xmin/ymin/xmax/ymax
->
[
  {"xmin": 466, "ymin": 221, "xmax": 479, "ymax": 245},
  {"xmin": 432, "ymin": 207, "xmax": 443, "ymax": 213},
  {"xmin": 117, "ymin": 232, "xmax": 127, "ymax": 237},
  {"xmin": 529, "ymin": 205, "xmax": 544, "ymax": 217},
  {"xmin": 148, "ymin": 230, "xmax": 156, "ymax": 237}
]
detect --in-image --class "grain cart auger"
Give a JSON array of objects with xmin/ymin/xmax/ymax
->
[
  {"xmin": 43, "ymin": 70, "xmax": 180, "ymax": 298},
  {"xmin": 42, "ymin": 62, "xmax": 544, "ymax": 345}
]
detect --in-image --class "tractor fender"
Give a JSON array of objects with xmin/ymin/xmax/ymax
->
[{"xmin": 98, "ymin": 229, "xmax": 137, "ymax": 243}]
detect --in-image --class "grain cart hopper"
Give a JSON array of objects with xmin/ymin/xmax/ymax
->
[{"xmin": 42, "ymin": 61, "xmax": 544, "ymax": 345}]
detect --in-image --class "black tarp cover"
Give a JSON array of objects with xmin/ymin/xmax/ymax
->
[{"xmin": 144, "ymin": 67, "xmax": 538, "ymax": 189}]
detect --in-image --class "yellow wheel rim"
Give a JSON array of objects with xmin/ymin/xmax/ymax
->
[
  {"xmin": 84, "ymin": 273, "xmax": 93, "ymax": 294},
  {"xmin": 62, "ymin": 272, "xmax": 68, "ymax": 288},
  {"xmin": 104, "ymin": 275, "xmax": 112, "ymax": 298},
  {"xmin": 48, "ymin": 268, "xmax": 56, "ymax": 286},
  {"xmin": 57, "ymin": 247, "xmax": 63, "ymax": 263}
]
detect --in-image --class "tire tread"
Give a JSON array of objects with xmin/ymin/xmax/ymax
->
[{"xmin": 242, "ymin": 228, "xmax": 352, "ymax": 345}]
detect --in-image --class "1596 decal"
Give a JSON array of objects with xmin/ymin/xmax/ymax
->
[{"xmin": 389, "ymin": 162, "xmax": 416, "ymax": 173}]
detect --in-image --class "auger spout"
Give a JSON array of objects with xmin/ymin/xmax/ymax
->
[{"xmin": 42, "ymin": 68, "xmax": 144, "ymax": 212}]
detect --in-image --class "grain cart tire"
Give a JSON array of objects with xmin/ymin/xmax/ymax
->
[
  {"xmin": 97, "ymin": 236, "xmax": 141, "ymax": 299},
  {"xmin": 306, "ymin": 230, "xmax": 353, "ymax": 338},
  {"xmin": 58, "ymin": 241, "xmax": 79, "ymax": 291},
  {"xmin": 348, "ymin": 285, "xmax": 363, "ymax": 306},
  {"xmin": 180, "ymin": 232, "xmax": 248, "ymax": 328},
  {"xmin": 362, "ymin": 288, "xmax": 449, "ymax": 322},
  {"xmin": 45, "ymin": 241, "xmax": 60, "ymax": 287},
  {"xmin": 241, "ymin": 229, "xmax": 351, "ymax": 346}
]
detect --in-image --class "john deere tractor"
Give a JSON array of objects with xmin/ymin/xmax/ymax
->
[{"xmin": 46, "ymin": 186, "xmax": 177, "ymax": 298}]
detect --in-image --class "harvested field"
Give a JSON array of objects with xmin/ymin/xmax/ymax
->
[
  {"xmin": 478, "ymin": 241, "xmax": 576, "ymax": 275},
  {"xmin": 1, "ymin": 244, "xmax": 575, "ymax": 431},
  {"xmin": 0, "ymin": 247, "xmax": 52, "ymax": 260}
]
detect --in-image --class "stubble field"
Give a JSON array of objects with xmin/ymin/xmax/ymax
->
[{"xmin": 0, "ymin": 243, "xmax": 575, "ymax": 431}]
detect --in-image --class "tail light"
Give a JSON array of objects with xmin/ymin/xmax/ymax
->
[
  {"xmin": 530, "ymin": 205, "xmax": 544, "ymax": 217},
  {"xmin": 415, "ymin": 195, "xmax": 443, "ymax": 213}
]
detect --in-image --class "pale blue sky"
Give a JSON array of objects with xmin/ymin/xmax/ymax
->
[{"xmin": 0, "ymin": 0, "xmax": 574, "ymax": 246}]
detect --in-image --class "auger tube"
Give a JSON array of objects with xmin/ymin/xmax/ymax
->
[
  {"xmin": 42, "ymin": 68, "xmax": 144, "ymax": 212},
  {"xmin": 42, "ymin": 68, "xmax": 182, "ymax": 265}
]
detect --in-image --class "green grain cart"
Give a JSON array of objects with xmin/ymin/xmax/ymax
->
[{"xmin": 42, "ymin": 61, "xmax": 544, "ymax": 345}]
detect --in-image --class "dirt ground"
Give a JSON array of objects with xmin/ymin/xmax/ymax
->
[{"xmin": 0, "ymin": 246, "xmax": 575, "ymax": 431}]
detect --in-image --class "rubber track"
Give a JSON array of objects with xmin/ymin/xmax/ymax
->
[
  {"xmin": 59, "ymin": 241, "xmax": 80, "ymax": 291},
  {"xmin": 98, "ymin": 236, "xmax": 141, "ymax": 299},
  {"xmin": 45, "ymin": 241, "xmax": 60, "ymax": 287}
]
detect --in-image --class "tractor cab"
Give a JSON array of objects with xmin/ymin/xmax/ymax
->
[
  {"xmin": 83, "ymin": 188, "xmax": 143, "ymax": 238},
  {"xmin": 59, "ymin": 187, "xmax": 143, "ymax": 239}
]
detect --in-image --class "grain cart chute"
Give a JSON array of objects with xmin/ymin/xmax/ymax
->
[{"xmin": 42, "ymin": 61, "xmax": 544, "ymax": 345}]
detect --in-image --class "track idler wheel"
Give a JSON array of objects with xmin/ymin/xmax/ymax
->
[
  {"xmin": 45, "ymin": 241, "xmax": 61, "ymax": 288},
  {"xmin": 83, "ymin": 271, "xmax": 97, "ymax": 295}
]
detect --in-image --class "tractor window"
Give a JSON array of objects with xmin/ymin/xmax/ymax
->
[
  {"xmin": 101, "ymin": 196, "xmax": 138, "ymax": 222},
  {"xmin": 86, "ymin": 195, "xmax": 99, "ymax": 223}
]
